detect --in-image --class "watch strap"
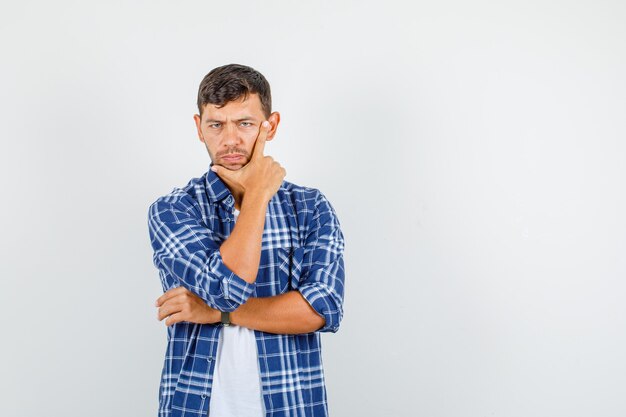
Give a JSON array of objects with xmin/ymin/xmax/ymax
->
[{"xmin": 221, "ymin": 311, "xmax": 231, "ymax": 326}]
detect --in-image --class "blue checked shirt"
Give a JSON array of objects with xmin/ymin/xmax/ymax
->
[{"xmin": 147, "ymin": 162, "xmax": 346, "ymax": 417}]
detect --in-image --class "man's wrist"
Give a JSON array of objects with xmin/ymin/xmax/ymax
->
[
  {"xmin": 229, "ymin": 302, "xmax": 249, "ymax": 327},
  {"xmin": 206, "ymin": 307, "xmax": 221, "ymax": 324},
  {"xmin": 242, "ymin": 190, "xmax": 271, "ymax": 207},
  {"xmin": 229, "ymin": 308, "xmax": 239, "ymax": 326}
]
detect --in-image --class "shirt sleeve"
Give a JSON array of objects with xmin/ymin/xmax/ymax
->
[
  {"xmin": 298, "ymin": 190, "xmax": 346, "ymax": 333},
  {"xmin": 147, "ymin": 197, "xmax": 255, "ymax": 312}
]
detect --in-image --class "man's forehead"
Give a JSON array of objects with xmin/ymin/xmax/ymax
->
[{"xmin": 202, "ymin": 94, "xmax": 263, "ymax": 120}]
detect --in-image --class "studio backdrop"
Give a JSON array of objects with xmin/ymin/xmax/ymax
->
[{"xmin": 1, "ymin": 1, "xmax": 625, "ymax": 416}]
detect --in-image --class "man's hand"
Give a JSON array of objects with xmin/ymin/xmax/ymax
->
[
  {"xmin": 210, "ymin": 120, "xmax": 286, "ymax": 203},
  {"xmin": 155, "ymin": 286, "xmax": 220, "ymax": 327}
]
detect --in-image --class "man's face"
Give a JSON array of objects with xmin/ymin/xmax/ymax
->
[{"xmin": 193, "ymin": 93, "xmax": 280, "ymax": 171}]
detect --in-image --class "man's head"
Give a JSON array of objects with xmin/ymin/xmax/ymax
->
[{"xmin": 193, "ymin": 64, "xmax": 280, "ymax": 171}]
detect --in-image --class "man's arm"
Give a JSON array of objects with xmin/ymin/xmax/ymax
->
[
  {"xmin": 148, "ymin": 191, "xmax": 268, "ymax": 312},
  {"xmin": 233, "ymin": 191, "xmax": 346, "ymax": 334},
  {"xmin": 220, "ymin": 191, "xmax": 268, "ymax": 283},
  {"xmin": 156, "ymin": 190, "xmax": 346, "ymax": 334},
  {"xmin": 149, "ymin": 121, "xmax": 284, "ymax": 313},
  {"xmin": 156, "ymin": 286, "xmax": 325, "ymax": 332},
  {"xmin": 290, "ymin": 190, "xmax": 346, "ymax": 333},
  {"xmin": 231, "ymin": 291, "xmax": 326, "ymax": 334}
]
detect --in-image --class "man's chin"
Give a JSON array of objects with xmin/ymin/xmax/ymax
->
[{"xmin": 219, "ymin": 161, "xmax": 245, "ymax": 170}]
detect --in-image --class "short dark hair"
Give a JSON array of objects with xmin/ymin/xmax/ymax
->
[{"xmin": 197, "ymin": 63, "xmax": 272, "ymax": 119}]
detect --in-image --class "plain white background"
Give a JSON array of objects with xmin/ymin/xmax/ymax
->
[{"xmin": 1, "ymin": 1, "xmax": 625, "ymax": 416}]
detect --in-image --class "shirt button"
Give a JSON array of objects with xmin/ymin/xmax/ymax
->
[
  {"xmin": 226, "ymin": 195, "xmax": 233, "ymax": 203},
  {"xmin": 201, "ymin": 394, "xmax": 206, "ymax": 399},
  {"xmin": 207, "ymin": 357, "xmax": 213, "ymax": 362}
]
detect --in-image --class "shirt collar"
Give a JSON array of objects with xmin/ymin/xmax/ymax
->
[{"xmin": 204, "ymin": 161, "xmax": 234, "ymax": 206}]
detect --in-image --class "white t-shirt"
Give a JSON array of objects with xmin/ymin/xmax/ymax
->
[{"xmin": 208, "ymin": 207, "xmax": 265, "ymax": 417}]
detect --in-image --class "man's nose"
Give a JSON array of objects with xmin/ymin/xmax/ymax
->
[{"xmin": 222, "ymin": 123, "xmax": 240, "ymax": 145}]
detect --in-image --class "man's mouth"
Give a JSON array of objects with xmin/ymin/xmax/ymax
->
[{"xmin": 222, "ymin": 154, "xmax": 245, "ymax": 162}]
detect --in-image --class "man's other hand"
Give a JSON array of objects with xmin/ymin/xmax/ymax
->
[{"xmin": 155, "ymin": 286, "xmax": 220, "ymax": 326}]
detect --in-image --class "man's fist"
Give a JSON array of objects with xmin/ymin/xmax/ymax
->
[
  {"xmin": 155, "ymin": 286, "xmax": 220, "ymax": 327},
  {"xmin": 211, "ymin": 120, "xmax": 286, "ymax": 203}
]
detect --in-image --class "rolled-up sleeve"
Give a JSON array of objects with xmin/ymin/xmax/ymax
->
[
  {"xmin": 298, "ymin": 190, "xmax": 346, "ymax": 333},
  {"xmin": 148, "ymin": 198, "xmax": 255, "ymax": 312}
]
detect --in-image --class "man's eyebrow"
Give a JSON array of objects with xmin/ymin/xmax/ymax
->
[{"xmin": 204, "ymin": 116, "xmax": 256, "ymax": 123}]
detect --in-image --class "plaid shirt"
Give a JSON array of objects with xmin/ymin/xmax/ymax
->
[{"xmin": 147, "ymin": 162, "xmax": 346, "ymax": 417}]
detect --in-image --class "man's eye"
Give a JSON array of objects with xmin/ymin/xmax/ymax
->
[
  {"xmin": 209, "ymin": 123, "xmax": 221, "ymax": 128},
  {"xmin": 240, "ymin": 122, "xmax": 252, "ymax": 127}
]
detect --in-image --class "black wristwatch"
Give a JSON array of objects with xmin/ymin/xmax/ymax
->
[{"xmin": 220, "ymin": 311, "xmax": 231, "ymax": 327}]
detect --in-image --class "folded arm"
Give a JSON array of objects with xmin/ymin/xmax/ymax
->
[
  {"xmin": 148, "ymin": 192, "xmax": 269, "ymax": 312},
  {"xmin": 231, "ymin": 291, "xmax": 325, "ymax": 334},
  {"xmin": 153, "ymin": 190, "xmax": 345, "ymax": 333},
  {"xmin": 230, "ymin": 190, "xmax": 345, "ymax": 334}
]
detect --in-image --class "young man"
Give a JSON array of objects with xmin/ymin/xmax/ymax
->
[{"xmin": 148, "ymin": 64, "xmax": 346, "ymax": 417}]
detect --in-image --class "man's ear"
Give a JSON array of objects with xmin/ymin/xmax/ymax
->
[
  {"xmin": 266, "ymin": 111, "xmax": 280, "ymax": 141},
  {"xmin": 193, "ymin": 114, "xmax": 204, "ymax": 141}
]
